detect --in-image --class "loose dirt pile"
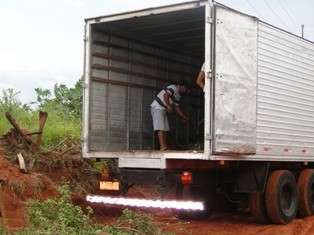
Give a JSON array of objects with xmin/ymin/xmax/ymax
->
[
  {"xmin": 0, "ymin": 112, "xmax": 101, "ymax": 230},
  {"xmin": 0, "ymin": 146, "xmax": 101, "ymax": 231},
  {"xmin": 0, "ymin": 146, "xmax": 57, "ymax": 231},
  {"xmin": 3, "ymin": 137, "xmax": 100, "ymax": 195}
]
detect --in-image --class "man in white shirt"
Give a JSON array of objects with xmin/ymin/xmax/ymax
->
[
  {"xmin": 196, "ymin": 62, "xmax": 205, "ymax": 91},
  {"xmin": 151, "ymin": 81, "xmax": 189, "ymax": 150}
]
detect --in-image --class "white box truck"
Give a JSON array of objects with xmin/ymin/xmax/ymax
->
[{"xmin": 82, "ymin": 0, "xmax": 314, "ymax": 224}]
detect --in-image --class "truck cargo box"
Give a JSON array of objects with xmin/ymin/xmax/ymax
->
[{"xmin": 82, "ymin": 0, "xmax": 314, "ymax": 168}]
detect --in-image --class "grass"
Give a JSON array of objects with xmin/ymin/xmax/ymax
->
[
  {"xmin": 0, "ymin": 87, "xmax": 81, "ymax": 148},
  {"xmin": 0, "ymin": 107, "xmax": 80, "ymax": 148},
  {"xmin": 0, "ymin": 108, "xmax": 36, "ymax": 134}
]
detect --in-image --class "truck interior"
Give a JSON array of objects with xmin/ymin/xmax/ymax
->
[{"xmin": 88, "ymin": 6, "xmax": 206, "ymax": 152}]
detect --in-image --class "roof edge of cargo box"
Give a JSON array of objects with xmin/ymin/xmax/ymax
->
[
  {"xmin": 84, "ymin": 0, "xmax": 207, "ymax": 23},
  {"xmin": 259, "ymin": 19, "xmax": 314, "ymax": 44},
  {"xmin": 215, "ymin": 2, "xmax": 313, "ymax": 44},
  {"xmin": 85, "ymin": 0, "xmax": 314, "ymax": 45}
]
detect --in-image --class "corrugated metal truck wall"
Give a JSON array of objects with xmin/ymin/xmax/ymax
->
[
  {"xmin": 88, "ymin": 30, "xmax": 202, "ymax": 151},
  {"xmin": 256, "ymin": 22, "xmax": 314, "ymax": 157}
]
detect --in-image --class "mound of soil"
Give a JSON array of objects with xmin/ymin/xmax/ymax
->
[
  {"xmin": 32, "ymin": 153, "xmax": 99, "ymax": 194},
  {"xmin": 0, "ymin": 135, "xmax": 101, "ymax": 231},
  {"xmin": 0, "ymin": 146, "xmax": 57, "ymax": 231}
]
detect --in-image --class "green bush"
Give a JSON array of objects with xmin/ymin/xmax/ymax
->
[
  {"xmin": 0, "ymin": 226, "xmax": 7, "ymax": 235},
  {"xmin": 17, "ymin": 184, "xmax": 105, "ymax": 235}
]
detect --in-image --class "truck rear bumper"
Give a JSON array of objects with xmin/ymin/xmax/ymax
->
[{"xmin": 83, "ymin": 150, "xmax": 314, "ymax": 169}]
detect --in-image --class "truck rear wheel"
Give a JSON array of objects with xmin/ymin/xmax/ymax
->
[
  {"xmin": 298, "ymin": 169, "xmax": 314, "ymax": 217},
  {"xmin": 249, "ymin": 192, "xmax": 268, "ymax": 223},
  {"xmin": 265, "ymin": 170, "xmax": 298, "ymax": 224}
]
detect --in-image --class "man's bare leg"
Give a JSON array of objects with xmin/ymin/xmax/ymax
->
[{"xmin": 158, "ymin": 131, "xmax": 168, "ymax": 150}]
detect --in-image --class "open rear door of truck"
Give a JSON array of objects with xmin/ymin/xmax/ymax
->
[
  {"xmin": 204, "ymin": 0, "xmax": 214, "ymax": 158},
  {"xmin": 212, "ymin": 4, "xmax": 258, "ymax": 155}
]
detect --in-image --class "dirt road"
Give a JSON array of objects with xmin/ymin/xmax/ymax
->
[
  {"xmin": 91, "ymin": 206, "xmax": 314, "ymax": 235},
  {"xmin": 158, "ymin": 214, "xmax": 314, "ymax": 235},
  {"xmin": 88, "ymin": 186, "xmax": 314, "ymax": 235}
]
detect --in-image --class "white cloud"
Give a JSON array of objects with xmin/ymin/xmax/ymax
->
[
  {"xmin": 0, "ymin": 82, "xmax": 18, "ymax": 91},
  {"xmin": 64, "ymin": 0, "xmax": 85, "ymax": 8},
  {"xmin": 0, "ymin": 8, "xmax": 20, "ymax": 23},
  {"xmin": 0, "ymin": 52, "xmax": 46, "ymax": 73},
  {"xmin": 0, "ymin": 70, "xmax": 78, "ymax": 104}
]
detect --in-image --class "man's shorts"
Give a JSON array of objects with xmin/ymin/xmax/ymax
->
[{"xmin": 151, "ymin": 108, "xmax": 169, "ymax": 131}]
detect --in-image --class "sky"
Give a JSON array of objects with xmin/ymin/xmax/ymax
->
[{"xmin": 0, "ymin": 0, "xmax": 313, "ymax": 103}]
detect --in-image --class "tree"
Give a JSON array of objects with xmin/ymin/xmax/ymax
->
[
  {"xmin": 53, "ymin": 79, "xmax": 83, "ymax": 118},
  {"xmin": 35, "ymin": 88, "xmax": 52, "ymax": 107},
  {"xmin": 0, "ymin": 89, "xmax": 24, "ymax": 112}
]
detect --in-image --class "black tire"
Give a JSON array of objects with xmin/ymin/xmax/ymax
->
[
  {"xmin": 176, "ymin": 185, "xmax": 213, "ymax": 220},
  {"xmin": 265, "ymin": 170, "xmax": 298, "ymax": 224},
  {"xmin": 298, "ymin": 169, "xmax": 314, "ymax": 217},
  {"xmin": 249, "ymin": 192, "xmax": 269, "ymax": 224}
]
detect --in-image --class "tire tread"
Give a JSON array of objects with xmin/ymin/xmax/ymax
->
[
  {"xmin": 265, "ymin": 170, "xmax": 298, "ymax": 224},
  {"xmin": 298, "ymin": 169, "xmax": 314, "ymax": 217},
  {"xmin": 249, "ymin": 192, "xmax": 269, "ymax": 224}
]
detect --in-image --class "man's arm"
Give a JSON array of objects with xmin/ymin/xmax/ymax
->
[
  {"xmin": 196, "ymin": 71, "xmax": 205, "ymax": 90},
  {"xmin": 174, "ymin": 106, "xmax": 188, "ymax": 121},
  {"xmin": 163, "ymin": 92, "xmax": 173, "ymax": 112}
]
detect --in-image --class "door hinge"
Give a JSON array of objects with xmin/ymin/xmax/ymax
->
[
  {"xmin": 207, "ymin": 17, "xmax": 213, "ymax": 24},
  {"xmin": 205, "ymin": 133, "xmax": 212, "ymax": 141},
  {"xmin": 207, "ymin": 71, "xmax": 213, "ymax": 79}
]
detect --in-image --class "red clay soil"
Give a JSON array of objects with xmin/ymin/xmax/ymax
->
[
  {"xmin": 156, "ymin": 213, "xmax": 314, "ymax": 235},
  {"xmin": 91, "ymin": 209, "xmax": 314, "ymax": 235},
  {"xmin": 0, "ymin": 147, "xmax": 57, "ymax": 231}
]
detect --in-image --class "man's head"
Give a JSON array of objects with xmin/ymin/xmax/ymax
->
[{"xmin": 177, "ymin": 80, "xmax": 189, "ymax": 94}]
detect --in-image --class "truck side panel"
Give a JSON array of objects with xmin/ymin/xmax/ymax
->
[{"xmin": 256, "ymin": 22, "xmax": 314, "ymax": 157}]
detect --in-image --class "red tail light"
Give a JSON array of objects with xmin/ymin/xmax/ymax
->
[{"xmin": 181, "ymin": 171, "xmax": 193, "ymax": 185}]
